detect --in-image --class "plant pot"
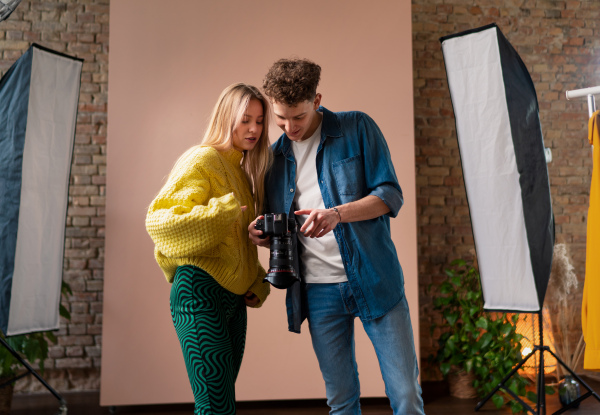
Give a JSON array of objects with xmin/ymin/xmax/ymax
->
[
  {"xmin": 0, "ymin": 379, "xmax": 14, "ymax": 415},
  {"xmin": 558, "ymin": 375, "xmax": 581, "ymax": 408},
  {"xmin": 448, "ymin": 370, "xmax": 478, "ymax": 399}
]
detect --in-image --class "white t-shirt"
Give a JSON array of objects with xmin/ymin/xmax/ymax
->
[{"xmin": 291, "ymin": 122, "xmax": 347, "ymax": 283}]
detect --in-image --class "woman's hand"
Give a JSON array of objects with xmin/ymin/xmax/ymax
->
[
  {"xmin": 244, "ymin": 291, "xmax": 260, "ymax": 307},
  {"xmin": 248, "ymin": 215, "xmax": 270, "ymax": 247}
]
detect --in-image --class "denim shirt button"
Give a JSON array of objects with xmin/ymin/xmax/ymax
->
[{"xmin": 289, "ymin": 188, "xmax": 294, "ymax": 192}]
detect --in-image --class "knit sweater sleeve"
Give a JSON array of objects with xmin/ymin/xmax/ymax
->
[{"xmin": 145, "ymin": 155, "xmax": 240, "ymax": 258}]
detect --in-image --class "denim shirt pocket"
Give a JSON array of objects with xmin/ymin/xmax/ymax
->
[{"xmin": 332, "ymin": 155, "xmax": 364, "ymax": 202}]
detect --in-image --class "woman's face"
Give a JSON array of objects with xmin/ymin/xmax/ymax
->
[{"xmin": 232, "ymin": 98, "xmax": 264, "ymax": 152}]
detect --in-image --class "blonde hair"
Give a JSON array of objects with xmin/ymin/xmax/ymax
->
[{"xmin": 170, "ymin": 83, "xmax": 272, "ymax": 213}]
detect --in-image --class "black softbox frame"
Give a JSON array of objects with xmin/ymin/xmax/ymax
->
[{"xmin": 441, "ymin": 24, "xmax": 554, "ymax": 314}]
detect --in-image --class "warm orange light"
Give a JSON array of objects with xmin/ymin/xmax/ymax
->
[{"xmin": 514, "ymin": 309, "xmax": 557, "ymax": 376}]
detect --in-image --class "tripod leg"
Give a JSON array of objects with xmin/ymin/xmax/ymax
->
[
  {"xmin": 543, "ymin": 348, "xmax": 600, "ymax": 415},
  {"xmin": 548, "ymin": 348, "xmax": 600, "ymax": 403},
  {"xmin": 552, "ymin": 392, "xmax": 593, "ymax": 415},
  {"xmin": 0, "ymin": 336, "xmax": 67, "ymax": 410},
  {"xmin": 538, "ymin": 346, "xmax": 546, "ymax": 415},
  {"xmin": 497, "ymin": 385, "xmax": 536, "ymax": 414}
]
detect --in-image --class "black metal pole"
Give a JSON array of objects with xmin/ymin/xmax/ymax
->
[{"xmin": 538, "ymin": 310, "xmax": 546, "ymax": 415}]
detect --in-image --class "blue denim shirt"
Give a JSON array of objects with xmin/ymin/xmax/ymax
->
[{"xmin": 264, "ymin": 106, "xmax": 405, "ymax": 333}]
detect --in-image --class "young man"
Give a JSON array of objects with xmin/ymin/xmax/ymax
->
[{"xmin": 249, "ymin": 58, "xmax": 425, "ymax": 415}]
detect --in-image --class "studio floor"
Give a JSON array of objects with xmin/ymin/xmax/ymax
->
[{"xmin": 10, "ymin": 377, "xmax": 600, "ymax": 415}]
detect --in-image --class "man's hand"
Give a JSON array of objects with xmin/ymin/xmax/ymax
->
[
  {"xmin": 295, "ymin": 208, "xmax": 340, "ymax": 238},
  {"xmin": 248, "ymin": 215, "xmax": 270, "ymax": 247}
]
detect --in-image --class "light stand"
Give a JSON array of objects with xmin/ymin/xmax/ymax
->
[
  {"xmin": 0, "ymin": 336, "xmax": 67, "ymax": 415},
  {"xmin": 475, "ymin": 309, "xmax": 600, "ymax": 414}
]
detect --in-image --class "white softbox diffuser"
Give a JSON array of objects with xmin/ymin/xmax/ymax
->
[
  {"xmin": 0, "ymin": 44, "xmax": 82, "ymax": 335},
  {"xmin": 440, "ymin": 24, "xmax": 554, "ymax": 313}
]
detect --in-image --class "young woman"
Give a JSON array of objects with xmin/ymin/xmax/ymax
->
[{"xmin": 145, "ymin": 83, "xmax": 272, "ymax": 415}]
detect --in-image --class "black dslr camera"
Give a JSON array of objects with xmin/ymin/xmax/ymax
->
[{"xmin": 255, "ymin": 213, "xmax": 300, "ymax": 289}]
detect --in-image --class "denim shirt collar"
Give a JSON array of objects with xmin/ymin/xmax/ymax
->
[{"xmin": 272, "ymin": 106, "xmax": 342, "ymax": 157}]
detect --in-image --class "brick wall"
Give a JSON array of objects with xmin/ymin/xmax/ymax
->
[
  {"xmin": 0, "ymin": 0, "xmax": 108, "ymax": 392},
  {"xmin": 1, "ymin": 0, "xmax": 598, "ymax": 393},
  {"xmin": 413, "ymin": 0, "xmax": 600, "ymax": 380}
]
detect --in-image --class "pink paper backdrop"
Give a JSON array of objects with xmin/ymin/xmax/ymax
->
[{"xmin": 102, "ymin": 0, "xmax": 417, "ymax": 406}]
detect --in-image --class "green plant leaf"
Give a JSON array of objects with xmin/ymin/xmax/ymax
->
[
  {"xmin": 479, "ymin": 332, "xmax": 493, "ymax": 350},
  {"xmin": 500, "ymin": 322, "xmax": 513, "ymax": 336},
  {"xmin": 437, "ymin": 297, "xmax": 452, "ymax": 307},
  {"xmin": 59, "ymin": 303, "xmax": 71, "ymax": 320},
  {"xmin": 476, "ymin": 317, "xmax": 489, "ymax": 330},
  {"xmin": 62, "ymin": 280, "xmax": 73, "ymax": 296},
  {"xmin": 509, "ymin": 400, "xmax": 525, "ymax": 414},
  {"xmin": 440, "ymin": 362, "xmax": 451, "ymax": 376},
  {"xmin": 446, "ymin": 335, "xmax": 456, "ymax": 352},
  {"xmin": 464, "ymin": 359, "xmax": 473, "ymax": 373},
  {"xmin": 507, "ymin": 379, "xmax": 519, "ymax": 395},
  {"xmin": 451, "ymin": 259, "xmax": 466, "ymax": 267},
  {"xmin": 46, "ymin": 332, "xmax": 57, "ymax": 344},
  {"xmin": 445, "ymin": 312, "xmax": 459, "ymax": 326},
  {"xmin": 491, "ymin": 394, "xmax": 504, "ymax": 408},
  {"xmin": 439, "ymin": 281, "xmax": 454, "ymax": 294}
]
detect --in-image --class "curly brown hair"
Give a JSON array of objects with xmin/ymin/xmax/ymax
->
[{"xmin": 262, "ymin": 58, "xmax": 321, "ymax": 105}]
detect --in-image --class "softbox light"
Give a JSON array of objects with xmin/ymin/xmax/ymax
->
[
  {"xmin": 0, "ymin": 44, "xmax": 82, "ymax": 336},
  {"xmin": 440, "ymin": 24, "xmax": 554, "ymax": 313}
]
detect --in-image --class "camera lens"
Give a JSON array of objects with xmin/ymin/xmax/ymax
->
[
  {"xmin": 256, "ymin": 213, "xmax": 300, "ymax": 289},
  {"xmin": 264, "ymin": 234, "xmax": 298, "ymax": 289}
]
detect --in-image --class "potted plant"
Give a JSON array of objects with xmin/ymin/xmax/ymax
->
[
  {"xmin": 431, "ymin": 259, "xmax": 541, "ymax": 412},
  {"xmin": 0, "ymin": 281, "xmax": 71, "ymax": 415}
]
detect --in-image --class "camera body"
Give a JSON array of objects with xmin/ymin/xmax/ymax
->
[{"xmin": 255, "ymin": 213, "xmax": 299, "ymax": 289}]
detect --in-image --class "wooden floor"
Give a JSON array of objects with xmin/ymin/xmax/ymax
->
[{"xmin": 10, "ymin": 378, "xmax": 600, "ymax": 414}]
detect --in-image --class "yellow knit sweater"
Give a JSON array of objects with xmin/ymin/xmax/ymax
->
[{"xmin": 145, "ymin": 146, "xmax": 270, "ymax": 306}]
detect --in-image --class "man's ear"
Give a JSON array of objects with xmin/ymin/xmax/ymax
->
[{"xmin": 313, "ymin": 93, "xmax": 322, "ymax": 110}]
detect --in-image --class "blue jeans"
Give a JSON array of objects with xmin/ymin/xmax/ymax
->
[{"xmin": 304, "ymin": 283, "xmax": 424, "ymax": 415}]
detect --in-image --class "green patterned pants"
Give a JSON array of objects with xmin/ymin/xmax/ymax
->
[{"xmin": 170, "ymin": 265, "xmax": 247, "ymax": 415}]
